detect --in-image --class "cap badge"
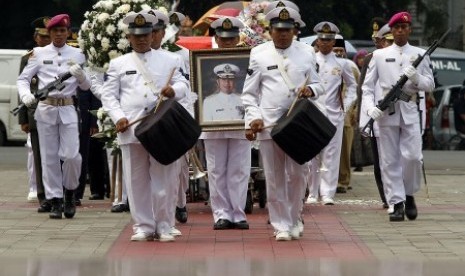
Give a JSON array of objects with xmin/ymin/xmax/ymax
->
[
  {"xmin": 322, "ymin": 23, "xmax": 331, "ymax": 33},
  {"xmin": 224, "ymin": 64, "xmax": 232, "ymax": 73},
  {"xmin": 222, "ymin": 18, "xmax": 233, "ymax": 30},
  {"xmin": 402, "ymin": 15, "xmax": 408, "ymax": 22},
  {"xmin": 373, "ymin": 22, "xmax": 379, "ymax": 31},
  {"xmin": 63, "ymin": 18, "xmax": 69, "ymax": 25},
  {"xmin": 279, "ymin": 8, "xmax": 290, "ymax": 20},
  {"xmin": 170, "ymin": 13, "xmax": 179, "ymax": 24},
  {"xmin": 276, "ymin": 1, "xmax": 285, "ymax": 7},
  {"xmin": 134, "ymin": 14, "xmax": 146, "ymax": 26}
]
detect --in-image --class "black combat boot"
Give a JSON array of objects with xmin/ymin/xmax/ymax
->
[
  {"xmin": 64, "ymin": 189, "xmax": 76, "ymax": 219},
  {"xmin": 405, "ymin": 195, "xmax": 418, "ymax": 220},
  {"xmin": 49, "ymin": 198, "xmax": 63, "ymax": 219},
  {"xmin": 389, "ymin": 202, "xmax": 405, "ymax": 222},
  {"xmin": 175, "ymin": 206, "xmax": 188, "ymax": 223},
  {"xmin": 37, "ymin": 193, "xmax": 52, "ymax": 213}
]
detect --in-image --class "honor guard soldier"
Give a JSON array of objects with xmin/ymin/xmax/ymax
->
[
  {"xmin": 17, "ymin": 14, "xmax": 90, "ymax": 219},
  {"xmin": 361, "ymin": 12, "xmax": 434, "ymax": 221},
  {"xmin": 242, "ymin": 7, "xmax": 324, "ymax": 241},
  {"xmin": 200, "ymin": 16, "xmax": 251, "ymax": 231},
  {"xmin": 100, "ymin": 12, "xmax": 189, "ymax": 242},
  {"xmin": 18, "ymin": 16, "xmax": 51, "ymax": 209},
  {"xmin": 307, "ymin": 21, "xmax": 357, "ymax": 205},
  {"xmin": 146, "ymin": 9, "xmax": 191, "ymax": 236}
]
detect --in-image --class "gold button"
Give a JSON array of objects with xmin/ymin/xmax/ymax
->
[{"xmin": 58, "ymin": 63, "xmax": 61, "ymax": 66}]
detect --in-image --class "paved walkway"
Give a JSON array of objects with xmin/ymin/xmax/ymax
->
[{"xmin": 0, "ymin": 149, "xmax": 465, "ymax": 274}]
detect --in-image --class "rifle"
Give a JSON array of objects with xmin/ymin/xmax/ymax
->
[
  {"xmin": 361, "ymin": 29, "xmax": 451, "ymax": 137},
  {"xmin": 11, "ymin": 71, "xmax": 73, "ymax": 116}
]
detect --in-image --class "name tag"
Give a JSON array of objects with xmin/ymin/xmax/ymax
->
[
  {"xmin": 385, "ymin": 58, "xmax": 396, "ymax": 62},
  {"xmin": 216, "ymin": 108, "xmax": 224, "ymax": 112},
  {"xmin": 43, "ymin": 60, "xmax": 53, "ymax": 64},
  {"xmin": 125, "ymin": 70, "xmax": 137, "ymax": 75},
  {"xmin": 267, "ymin": 65, "xmax": 278, "ymax": 70}
]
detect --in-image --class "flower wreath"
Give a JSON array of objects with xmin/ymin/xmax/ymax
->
[
  {"xmin": 237, "ymin": 1, "xmax": 271, "ymax": 47},
  {"xmin": 78, "ymin": 0, "xmax": 170, "ymax": 72}
]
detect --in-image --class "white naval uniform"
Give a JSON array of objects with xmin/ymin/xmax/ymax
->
[
  {"xmin": 200, "ymin": 90, "xmax": 250, "ymax": 224},
  {"xmin": 17, "ymin": 43, "xmax": 90, "ymax": 199},
  {"xmin": 362, "ymin": 42, "xmax": 434, "ymax": 205},
  {"xmin": 241, "ymin": 40, "xmax": 324, "ymax": 232},
  {"xmin": 100, "ymin": 48, "xmax": 189, "ymax": 236},
  {"xmin": 308, "ymin": 52, "xmax": 357, "ymax": 200}
]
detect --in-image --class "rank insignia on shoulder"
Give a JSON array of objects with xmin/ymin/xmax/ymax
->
[
  {"xmin": 247, "ymin": 69, "xmax": 254, "ymax": 75},
  {"xmin": 43, "ymin": 60, "xmax": 53, "ymax": 64},
  {"xmin": 216, "ymin": 108, "xmax": 224, "ymax": 112},
  {"xmin": 385, "ymin": 58, "xmax": 395, "ymax": 62},
  {"xmin": 267, "ymin": 65, "xmax": 278, "ymax": 70},
  {"xmin": 125, "ymin": 70, "xmax": 137, "ymax": 75}
]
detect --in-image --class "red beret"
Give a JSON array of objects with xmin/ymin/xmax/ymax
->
[
  {"xmin": 388, "ymin": 12, "xmax": 411, "ymax": 27},
  {"xmin": 47, "ymin": 14, "xmax": 71, "ymax": 30}
]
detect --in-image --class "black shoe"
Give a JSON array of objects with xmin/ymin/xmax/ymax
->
[
  {"xmin": 64, "ymin": 189, "xmax": 76, "ymax": 219},
  {"xmin": 213, "ymin": 219, "xmax": 233, "ymax": 230},
  {"xmin": 382, "ymin": 203, "xmax": 389, "ymax": 209},
  {"xmin": 75, "ymin": 198, "xmax": 82, "ymax": 207},
  {"xmin": 234, "ymin": 220, "xmax": 249, "ymax": 230},
  {"xmin": 175, "ymin": 206, "xmax": 188, "ymax": 223},
  {"xmin": 405, "ymin": 195, "xmax": 418, "ymax": 220},
  {"xmin": 389, "ymin": 202, "xmax": 405, "ymax": 222},
  {"xmin": 89, "ymin": 194, "xmax": 104, "ymax": 200},
  {"xmin": 37, "ymin": 200, "xmax": 52, "ymax": 213},
  {"xmin": 336, "ymin": 186, "xmax": 347, "ymax": 193},
  {"xmin": 49, "ymin": 198, "xmax": 63, "ymax": 219},
  {"xmin": 111, "ymin": 204, "xmax": 129, "ymax": 213}
]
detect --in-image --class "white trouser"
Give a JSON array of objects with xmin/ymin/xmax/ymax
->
[
  {"xmin": 308, "ymin": 119, "xmax": 344, "ymax": 199},
  {"xmin": 204, "ymin": 138, "xmax": 250, "ymax": 223},
  {"xmin": 378, "ymin": 121, "xmax": 422, "ymax": 205},
  {"xmin": 121, "ymin": 143, "xmax": 177, "ymax": 235},
  {"xmin": 168, "ymin": 155, "xmax": 189, "ymax": 228},
  {"xmin": 106, "ymin": 149, "xmax": 127, "ymax": 205},
  {"xmin": 37, "ymin": 119, "xmax": 81, "ymax": 199},
  {"xmin": 27, "ymin": 134, "xmax": 37, "ymax": 193},
  {"xmin": 260, "ymin": 140, "xmax": 306, "ymax": 232}
]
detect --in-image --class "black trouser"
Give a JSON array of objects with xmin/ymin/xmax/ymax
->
[
  {"xmin": 30, "ymin": 129, "xmax": 45, "ymax": 198},
  {"xmin": 88, "ymin": 138, "xmax": 109, "ymax": 197}
]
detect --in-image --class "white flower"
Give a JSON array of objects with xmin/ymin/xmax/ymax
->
[
  {"xmin": 88, "ymin": 32, "xmax": 95, "ymax": 42},
  {"xmin": 101, "ymin": 0, "xmax": 113, "ymax": 10},
  {"xmin": 90, "ymin": 47, "xmax": 97, "ymax": 56},
  {"xmin": 141, "ymin": 4, "xmax": 151, "ymax": 10},
  {"xmin": 115, "ymin": 4, "xmax": 130, "ymax": 14},
  {"xmin": 101, "ymin": 37, "xmax": 110, "ymax": 50},
  {"xmin": 158, "ymin": 6, "xmax": 168, "ymax": 15},
  {"xmin": 108, "ymin": 50, "xmax": 121, "ymax": 59},
  {"xmin": 117, "ymin": 38, "xmax": 130, "ymax": 50},
  {"xmin": 97, "ymin": 12, "xmax": 110, "ymax": 22},
  {"xmin": 105, "ymin": 24, "xmax": 116, "ymax": 35},
  {"xmin": 97, "ymin": 108, "xmax": 105, "ymax": 120},
  {"xmin": 97, "ymin": 34, "xmax": 102, "ymax": 40}
]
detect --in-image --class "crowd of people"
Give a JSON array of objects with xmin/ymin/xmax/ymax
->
[{"xmin": 18, "ymin": 0, "xmax": 439, "ymax": 242}]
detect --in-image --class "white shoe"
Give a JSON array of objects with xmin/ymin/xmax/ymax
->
[
  {"xmin": 275, "ymin": 231, "xmax": 291, "ymax": 241},
  {"xmin": 169, "ymin": 226, "xmax": 182, "ymax": 236},
  {"xmin": 131, "ymin": 232, "xmax": 154, "ymax": 241},
  {"xmin": 322, "ymin": 197, "xmax": 335, "ymax": 205},
  {"xmin": 387, "ymin": 205, "xmax": 394, "ymax": 214},
  {"xmin": 27, "ymin": 191, "xmax": 38, "ymax": 202},
  {"xmin": 290, "ymin": 225, "xmax": 300, "ymax": 240},
  {"xmin": 155, "ymin": 233, "xmax": 175, "ymax": 242},
  {"xmin": 306, "ymin": 196, "xmax": 318, "ymax": 204}
]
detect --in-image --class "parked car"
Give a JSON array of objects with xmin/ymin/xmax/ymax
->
[
  {"xmin": 431, "ymin": 85, "xmax": 464, "ymax": 150},
  {"xmin": 0, "ymin": 49, "xmax": 28, "ymax": 146}
]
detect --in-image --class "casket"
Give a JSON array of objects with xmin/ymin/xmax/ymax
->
[
  {"xmin": 271, "ymin": 99, "xmax": 336, "ymax": 165},
  {"xmin": 135, "ymin": 98, "xmax": 201, "ymax": 165}
]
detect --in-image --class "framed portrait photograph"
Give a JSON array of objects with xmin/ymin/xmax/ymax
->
[{"xmin": 190, "ymin": 47, "xmax": 251, "ymax": 131}]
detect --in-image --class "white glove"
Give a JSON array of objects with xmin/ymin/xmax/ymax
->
[
  {"xmin": 22, "ymin": 94, "xmax": 37, "ymax": 107},
  {"xmin": 368, "ymin": 106, "xmax": 383, "ymax": 121},
  {"xmin": 69, "ymin": 64, "xmax": 86, "ymax": 82},
  {"xmin": 403, "ymin": 65, "xmax": 419, "ymax": 84}
]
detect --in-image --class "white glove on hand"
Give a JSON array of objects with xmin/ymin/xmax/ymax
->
[
  {"xmin": 69, "ymin": 64, "xmax": 86, "ymax": 82},
  {"xmin": 22, "ymin": 94, "xmax": 37, "ymax": 107},
  {"xmin": 403, "ymin": 65, "xmax": 419, "ymax": 84},
  {"xmin": 368, "ymin": 106, "xmax": 383, "ymax": 121}
]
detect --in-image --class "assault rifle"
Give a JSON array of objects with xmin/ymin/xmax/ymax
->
[
  {"xmin": 360, "ymin": 29, "xmax": 450, "ymax": 137},
  {"xmin": 11, "ymin": 71, "xmax": 73, "ymax": 116}
]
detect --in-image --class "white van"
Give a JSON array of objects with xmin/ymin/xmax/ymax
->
[{"xmin": 0, "ymin": 49, "xmax": 28, "ymax": 146}]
